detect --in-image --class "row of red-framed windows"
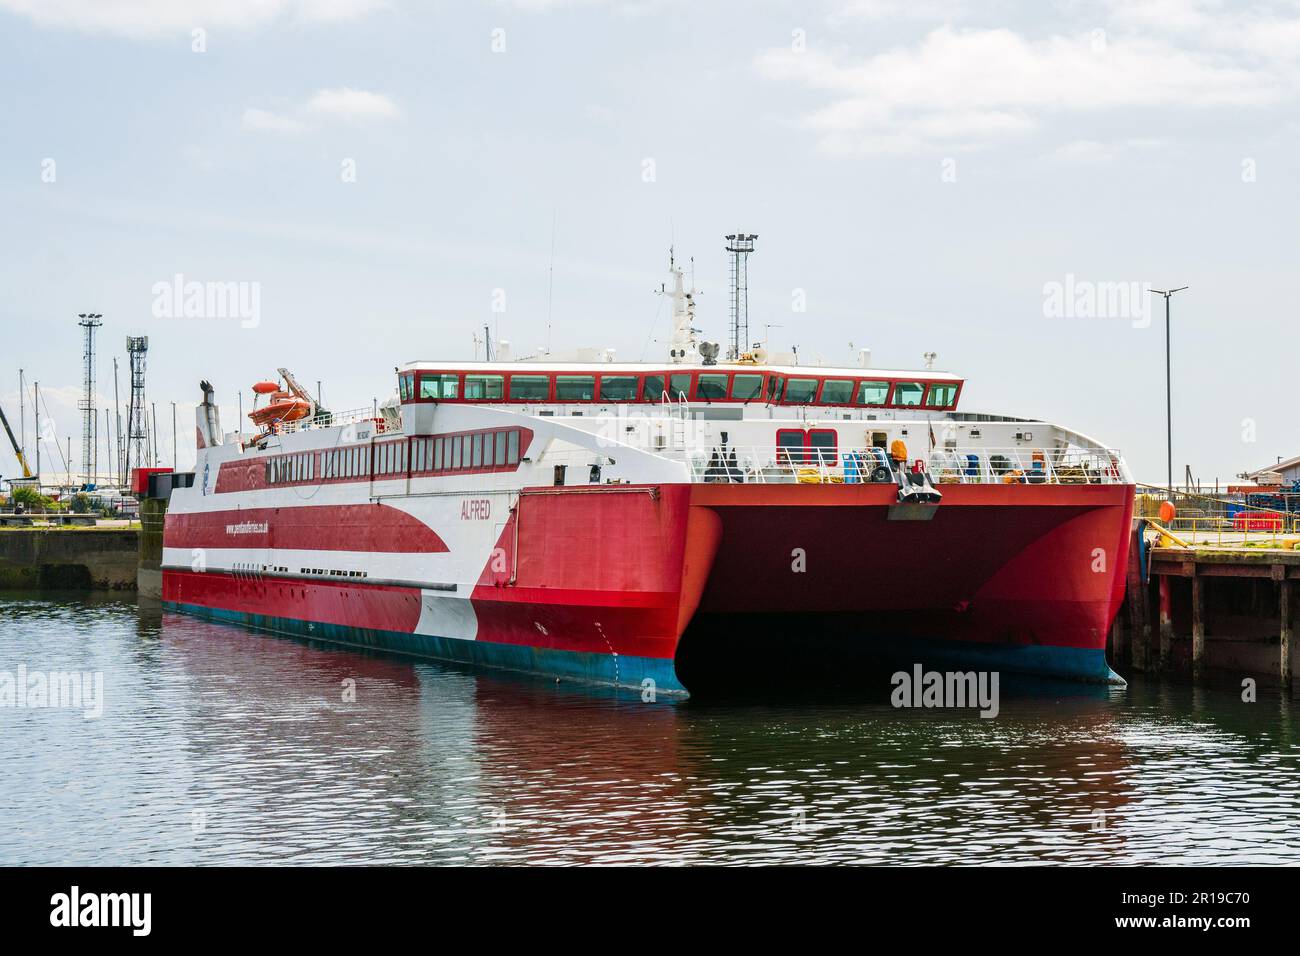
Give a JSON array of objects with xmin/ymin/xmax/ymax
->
[
  {"xmin": 399, "ymin": 370, "xmax": 962, "ymax": 409},
  {"xmin": 266, "ymin": 428, "xmax": 528, "ymax": 485}
]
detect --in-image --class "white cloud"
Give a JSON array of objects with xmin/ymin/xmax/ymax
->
[
  {"xmin": 305, "ymin": 87, "xmax": 402, "ymax": 123},
  {"xmin": 756, "ymin": 21, "xmax": 1299, "ymax": 155},
  {"xmin": 242, "ymin": 89, "xmax": 400, "ymax": 135},
  {"xmin": 0, "ymin": 0, "xmax": 388, "ymax": 39},
  {"xmin": 241, "ymin": 108, "xmax": 309, "ymax": 134}
]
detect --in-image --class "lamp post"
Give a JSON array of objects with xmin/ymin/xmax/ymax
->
[{"xmin": 1151, "ymin": 287, "xmax": 1188, "ymax": 501}]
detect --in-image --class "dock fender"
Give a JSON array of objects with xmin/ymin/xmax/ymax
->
[{"xmin": 675, "ymin": 505, "xmax": 722, "ymax": 638}]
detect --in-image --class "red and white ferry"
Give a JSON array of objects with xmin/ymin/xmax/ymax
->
[{"xmin": 162, "ymin": 256, "xmax": 1135, "ymax": 694}]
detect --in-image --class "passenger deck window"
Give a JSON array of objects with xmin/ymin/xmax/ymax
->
[
  {"xmin": 507, "ymin": 430, "xmax": 520, "ymax": 464},
  {"xmin": 465, "ymin": 375, "xmax": 504, "ymax": 400},
  {"xmin": 555, "ymin": 375, "xmax": 595, "ymax": 401},
  {"xmin": 599, "ymin": 375, "xmax": 639, "ymax": 401},
  {"xmin": 509, "ymin": 375, "xmax": 550, "ymax": 401}
]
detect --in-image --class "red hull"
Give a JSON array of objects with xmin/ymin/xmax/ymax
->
[{"xmin": 163, "ymin": 481, "xmax": 1134, "ymax": 689}]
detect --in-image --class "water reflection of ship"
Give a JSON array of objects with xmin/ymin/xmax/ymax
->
[
  {"xmin": 157, "ymin": 609, "xmax": 1145, "ymax": 863},
  {"xmin": 154, "ymin": 610, "xmax": 692, "ymax": 863}
]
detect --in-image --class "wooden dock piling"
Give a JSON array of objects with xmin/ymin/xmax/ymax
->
[
  {"xmin": 1282, "ymin": 579, "xmax": 1293, "ymax": 689},
  {"xmin": 1125, "ymin": 540, "xmax": 1300, "ymax": 693}
]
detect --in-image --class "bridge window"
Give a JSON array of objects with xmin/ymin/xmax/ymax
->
[
  {"xmin": 465, "ymin": 375, "xmax": 504, "ymax": 400},
  {"xmin": 857, "ymin": 380, "xmax": 889, "ymax": 406},
  {"xmin": 669, "ymin": 373, "xmax": 692, "ymax": 400},
  {"xmin": 926, "ymin": 383, "xmax": 957, "ymax": 407},
  {"xmin": 820, "ymin": 379, "xmax": 854, "ymax": 404},
  {"xmin": 696, "ymin": 374, "xmax": 728, "ymax": 400},
  {"xmin": 556, "ymin": 375, "xmax": 595, "ymax": 401},
  {"xmin": 893, "ymin": 382, "xmax": 924, "ymax": 406},
  {"xmin": 767, "ymin": 376, "xmax": 784, "ymax": 402},
  {"xmin": 399, "ymin": 374, "xmax": 415, "ymax": 401},
  {"xmin": 643, "ymin": 374, "xmax": 666, "ymax": 402},
  {"xmin": 732, "ymin": 374, "xmax": 763, "ymax": 401},
  {"xmin": 509, "ymin": 374, "xmax": 549, "ymax": 401},
  {"xmin": 420, "ymin": 374, "xmax": 459, "ymax": 400},
  {"xmin": 600, "ymin": 375, "xmax": 639, "ymax": 401},
  {"xmin": 784, "ymin": 378, "xmax": 819, "ymax": 404}
]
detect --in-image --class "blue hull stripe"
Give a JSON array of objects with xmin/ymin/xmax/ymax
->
[
  {"xmin": 163, "ymin": 601, "xmax": 688, "ymax": 695},
  {"xmin": 863, "ymin": 634, "xmax": 1126, "ymax": 685}
]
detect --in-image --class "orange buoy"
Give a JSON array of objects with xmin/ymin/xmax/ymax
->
[{"xmin": 1159, "ymin": 500, "xmax": 1177, "ymax": 524}]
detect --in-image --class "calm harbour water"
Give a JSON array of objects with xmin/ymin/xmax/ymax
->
[{"xmin": 1, "ymin": 591, "xmax": 1298, "ymax": 866}]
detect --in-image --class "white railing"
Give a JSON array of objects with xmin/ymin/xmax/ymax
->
[
  {"xmin": 271, "ymin": 406, "xmax": 402, "ymax": 437},
  {"xmin": 684, "ymin": 445, "xmax": 1127, "ymax": 485}
]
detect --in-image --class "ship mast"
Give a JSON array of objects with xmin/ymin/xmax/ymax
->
[{"xmin": 662, "ymin": 247, "xmax": 702, "ymax": 365}]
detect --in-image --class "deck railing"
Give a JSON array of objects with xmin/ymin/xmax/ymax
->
[
  {"xmin": 684, "ymin": 445, "xmax": 1128, "ymax": 485},
  {"xmin": 266, "ymin": 406, "xmax": 402, "ymax": 437}
]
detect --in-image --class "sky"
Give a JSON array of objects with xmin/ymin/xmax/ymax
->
[{"xmin": 1, "ymin": 0, "xmax": 1298, "ymax": 486}]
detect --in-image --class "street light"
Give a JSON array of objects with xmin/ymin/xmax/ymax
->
[{"xmin": 1151, "ymin": 286, "xmax": 1188, "ymax": 501}]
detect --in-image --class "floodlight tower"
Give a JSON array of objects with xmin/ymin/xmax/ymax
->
[
  {"xmin": 724, "ymin": 233, "xmax": 757, "ymax": 361},
  {"xmin": 77, "ymin": 313, "xmax": 102, "ymax": 489},
  {"xmin": 125, "ymin": 336, "xmax": 149, "ymax": 479}
]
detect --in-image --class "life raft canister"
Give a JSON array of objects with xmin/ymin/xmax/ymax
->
[{"xmin": 890, "ymin": 439, "xmax": 908, "ymax": 463}]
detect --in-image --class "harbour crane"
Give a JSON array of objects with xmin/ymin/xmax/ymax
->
[{"xmin": 0, "ymin": 403, "xmax": 33, "ymax": 478}]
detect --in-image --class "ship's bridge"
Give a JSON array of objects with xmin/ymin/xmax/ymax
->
[{"xmin": 395, "ymin": 362, "xmax": 964, "ymax": 412}]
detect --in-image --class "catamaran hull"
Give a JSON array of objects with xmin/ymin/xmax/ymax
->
[{"xmin": 162, "ymin": 482, "xmax": 1134, "ymax": 694}]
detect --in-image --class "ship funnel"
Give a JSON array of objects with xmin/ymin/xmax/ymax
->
[{"xmin": 196, "ymin": 380, "xmax": 223, "ymax": 449}]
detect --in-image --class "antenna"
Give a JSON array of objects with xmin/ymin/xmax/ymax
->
[
  {"xmin": 724, "ymin": 233, "xmax": 757, "ymax": 360},
  {"xmin": 545, "ymin": 211, "xmax": 556, "ymax": 356}
]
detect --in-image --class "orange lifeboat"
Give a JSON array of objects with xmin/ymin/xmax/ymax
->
[{"xmin": 248, "ymin": 382, "xmax": 312, "ymax": 429}]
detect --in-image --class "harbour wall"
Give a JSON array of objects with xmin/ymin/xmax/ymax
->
[{"xmin": 0, "ymin": 527, "xmax": 139, "ymax": 590}]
